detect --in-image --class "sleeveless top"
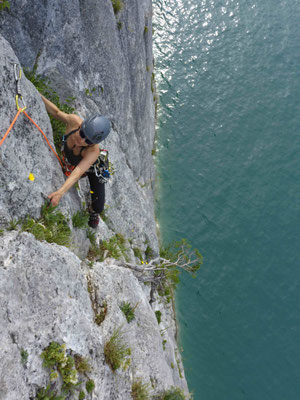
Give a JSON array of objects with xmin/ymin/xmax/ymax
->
[{"xmin": 62, "ymin": 128, "xmax": 85, "ymax": 166}]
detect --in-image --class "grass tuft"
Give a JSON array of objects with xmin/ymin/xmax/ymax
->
[
  {"xmin": 155, "ymin": 310, "xmax": 162, "ymax": 324},
  {"xmin": 20, "ymin": 349, "xmax": 28, "ymax": 364},
  {"xmin": 111, "ymin": 0, "xmax": 123, "ymax": 14},
  {"xmin": 131, "ymin": 377, "xmax": 150, "ymax": 400},
  {"xmin": 133, "ymin": 247, "xmax": 143, "ymax": 261},
  {"xmin": 104, "ymin": 326, "xmax": 131, "ymax": 371},
  {"xmin": 7, "ymin": 218, "xmax": 19, "ymax": 231},
  {"xmin": 85, "ymin": 379, "xmax": 95, "ymax": 394},
  {"xmin": 120, "ymin": 301, "xmax": 137, "ymax": 323},
  {"xmin": 158, "ymin": 387, "xmax": 186, "ymax": 400},
  {"xmin": 22, "ymin": 202, "xmax": 71, "ymax": 247},
  {"xmin": 99, "ymin": 233, "xmax": 128, "ymax": 261},
  {"xmin": 0, "ymin": 1, "xmax": 10, "ymax": 11},
  {"xmin": 79, "ymin": 390, "xmax": 86, "ymax": 400},
  {"xmin": 72, "ymin": 209, "xmax": 89, "ymax": 229},
  {"xmin": 74, "ymin": 355, "xmax": 91, "ymax": 374}
]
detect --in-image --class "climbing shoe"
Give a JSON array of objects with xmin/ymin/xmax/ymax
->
[{"xmin": 88, "ymin": 212, "xmax": 99, "ymax": 229}]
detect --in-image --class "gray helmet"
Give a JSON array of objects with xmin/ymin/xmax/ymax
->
[{"xmin": 81, "ymin": 114, "xmax": 111, "ymax": 144}]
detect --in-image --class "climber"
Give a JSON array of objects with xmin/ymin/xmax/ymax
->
[{"xmin": 41, "ymin": 95, "xmax": 111, "ymax": 228}]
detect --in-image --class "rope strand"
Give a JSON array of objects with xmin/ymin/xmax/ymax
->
[
  {"xmin": 0, "ymin": 109, "xmax": 22, "ymax": 147},
  {"xmin": 0, "ymin": 109, "xmax": 64, "ymax": 169},
  {"xmin": 23, "ymin": 111, "xmax": 64, "ymax": 169}
]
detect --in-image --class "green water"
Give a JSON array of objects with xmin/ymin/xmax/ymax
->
[{"xmin": 153, "ymin": 0, "xmax": 300, "ymax": 399}]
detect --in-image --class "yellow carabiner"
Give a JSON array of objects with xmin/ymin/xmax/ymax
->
[{"xmin": 16, "ymin": 95, "xmax": 26, "ymax": 112}]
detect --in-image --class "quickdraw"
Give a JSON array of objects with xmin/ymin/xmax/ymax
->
[
  {"xmin": 12, "ymin": 62, "xmax": 26, "ymax": 112},
  {"xmin": 1, "ymin": 64, "xmax": 64, "ymax": 171}
]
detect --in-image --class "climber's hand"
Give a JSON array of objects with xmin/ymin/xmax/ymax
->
[{"xmin": 48, "ymin": 192, "xmax": 62, "ymax": 207}]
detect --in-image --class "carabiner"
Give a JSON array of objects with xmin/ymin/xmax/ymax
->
[
  {"xmin": 16, "ymin": 95, "xmax": 26, "ymax": 111},
  {"xmin": 11, "ymin": 62, "xmax": 26, "ymax": 111}
]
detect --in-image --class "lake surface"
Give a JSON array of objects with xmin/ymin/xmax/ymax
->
[{"xmin": 153, "ymin": 1, "xmax": 300, "ymax": 399}]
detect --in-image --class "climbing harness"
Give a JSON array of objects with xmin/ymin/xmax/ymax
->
[
  {"xmin": 91, "ymin": 149, "xmax": 110, "ymax": 183},
  {"xmin": 61, "ymin": 145, "xmax": 111, "ymax": 183}
]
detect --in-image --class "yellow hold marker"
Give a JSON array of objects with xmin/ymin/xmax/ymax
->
[
  {"xmin": 90, "ymin": 190, "xmax": 94, "ymax": 194},
  {"xmin": 28, "ymin": 173, "xmax": 35, "ymax": 181}
]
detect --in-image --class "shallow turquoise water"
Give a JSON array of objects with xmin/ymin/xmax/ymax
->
[{"xmin": 153, "ymin": 1, "xmax": 300, "ymax": 399}]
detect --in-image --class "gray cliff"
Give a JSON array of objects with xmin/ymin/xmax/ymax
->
[{"xmin": 0, "ymin": 1, "xmax": 189, "ymax": 399}]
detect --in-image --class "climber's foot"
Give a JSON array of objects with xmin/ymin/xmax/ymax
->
[{"xmin": 88, "ymin": 212, "xmax": 99, "ymax": 229}]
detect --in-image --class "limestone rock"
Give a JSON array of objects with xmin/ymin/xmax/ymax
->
[{"xmin": 0, "ymin": 231, "xmax": 187, "ymax": 399}]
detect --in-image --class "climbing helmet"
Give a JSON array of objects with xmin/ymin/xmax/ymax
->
[{"xmin": 80, "ymin": 115, "xmax": 111, "ymax": 144}]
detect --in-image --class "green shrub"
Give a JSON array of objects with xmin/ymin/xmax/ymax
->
[
  {"xmin": 159, "ymin": 387, "xmax": 186, "ymax": 400},
  {"xmin": 111, "ymin": 0, "xmax": 123, "ymax": 14},
  {"xmin": 41, "ymin": 342, "xmax": 78, "ymax": 386},
  {"xmin": 20, "ymin": 349, "xmax": 28, "ymax": 364},
  {"xmin": 72, "ymin": 209, "xmax": 89, "ymax": 229},
  {"xmin": 133, "ymin": 247, "xmax": 143, "ymax": 260},
  {"xmin": 87, "ymin": 232, "xmax": 129, "ymax": 262},
  {"xmin": 145, "ymin": 243, "xmax": 154, "ymax": 261},
  {"xmin": 22, "ymin": 202, "xmax": 71, "ymax": 247},
  {"xmin": 0, "ymin": 1, "xmax": 10, "ymax": 11},
  {"xmin": 156, "ymin": 239, "xmax": 202, "ymax": 302},
  {"xmin": 155, "ymin": 310, "xmax": 162, "ymax": 324},
  {"xmin": 100, "ymin": 236, "xmax": 121, "ymax": 260},
  {"xmin": 85, "ymin": 379, "xmax": 95, "ymax": 394},
  {"xmin": 37, "ymin": 342, "xmax": 94, "ymax": 400},
  {"xmin": 131, "ymin": 377, "xmax": 150, "ymax": 400},
  {"xmin": 87, "ymin": 228, "xmax": 96, "ymax": 246},
  {"xmin": 120, "ymin": 301, "xmax": 136, "ymax": 323},
  {"xmin": 99, "ymin": 233, "xmax": 128, "ymax": 261},
  {"xmin": 7, "ymin": 218, "xmax": 18, "ymax": 231},
  {"xmin": 100, "ymin": 203, "xmax": 113, "ymax": 222},
  {"xmin": 87, "ymin": 228, "xmax": 101, "ymax": 260},
  {"xmin": 74, "ymin": 355, "xmax": 91, "ymax": 374},
  {"xmin": 35, "ymin": 383, "xmax": 66, "ymax": 400},
  {"xmin": 95, "ymin": 302, "xmax": 108, "ymax": 326},
  {"xmin": 79, "ymin": 391, "xmax": 86, "ymax": 400},
  {"xmin": 104, "ymin": 327, "xmax": 131, "ymax": 371}
]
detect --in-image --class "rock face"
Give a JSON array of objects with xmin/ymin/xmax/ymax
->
[
  {"xmin": 0, "ymin": 232, "xmax": 187, "ymax": 399},
  {"xmin": 0, "ymin": 1, "xmax": 189, "ymax": 399},
  {"xmin": 0, "ymin": 0, "xmax": 158, "ymax": 252}
]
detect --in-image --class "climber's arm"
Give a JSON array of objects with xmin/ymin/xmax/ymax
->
[
  {"xmin": 48, "ymin": 146, "xmax": 100, "ymax": 206},
  {"xmin": 41, "ymin": 95, "xmax": 80, "ymax": 126}
]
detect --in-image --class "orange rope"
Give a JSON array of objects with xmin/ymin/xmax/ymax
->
[
  {"xmin": 0, "ymin": 109, "xmax": 64, "ymax": 170},
  {"xmin": 0, "ymin": 109, "xmax": 22, "ymax": 147},
  {"xmin": 23, "ymin": 111, "xmax": 64, "ymax": 169}
]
